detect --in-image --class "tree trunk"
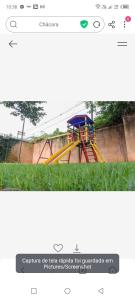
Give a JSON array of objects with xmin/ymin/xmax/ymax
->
[
  {"xmin": 90, "ymin": 102, "xmax": 94, "ymax": 120},
  {"xmin": 18, "ymin": 118, "xmax": 25, "ymax": 163}
]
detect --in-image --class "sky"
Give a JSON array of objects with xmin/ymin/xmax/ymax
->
[{"xmin": 0, "ymin": 100, "xmax": 88, "ymax": 139}]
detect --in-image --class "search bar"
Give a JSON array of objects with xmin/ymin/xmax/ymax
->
[{"xmin": 6, "ymin": 16, "xmax": 105, "ymax": 33}]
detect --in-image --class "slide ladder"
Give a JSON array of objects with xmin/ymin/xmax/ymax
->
[
  {"xmin": 80, "ymin": 129, "xmax": 89, "ymax": 162},
  {"xmin": 85, "ymin": 145, "xmax": 98, "ymax": 162},
  {"xmin": 80, "ymin": 129, "xmax": 98, "ymax": 163},
  {"xmin": 44, "ymin": 140, "xmax": 80, "ymax": 165},
  {"xmin": 79, "ymin": 128, "xmax": 104, "ymax": 163}
]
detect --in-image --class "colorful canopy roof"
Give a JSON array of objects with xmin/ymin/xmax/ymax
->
[{"xmin": 67, "ymin": 115, "xmax": 94, "ymax": 128}]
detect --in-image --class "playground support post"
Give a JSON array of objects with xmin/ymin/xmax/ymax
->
[{"xmin": 18, "ymin": 118, "xmax": 25, "ymax": 163}]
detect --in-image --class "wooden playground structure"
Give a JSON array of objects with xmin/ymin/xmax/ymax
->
[{"xmin": 37, "ymin": 115, "xmax": 105, "ymax": 164}]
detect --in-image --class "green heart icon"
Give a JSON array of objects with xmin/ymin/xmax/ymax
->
[{"xmin": 80, "ymin": 20, "xmax": 88, "ymax": 29}]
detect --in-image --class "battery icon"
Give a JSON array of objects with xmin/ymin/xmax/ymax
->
[{"xmin": 120, "ymin": 4, "xmax": 129, "ymax": 9}]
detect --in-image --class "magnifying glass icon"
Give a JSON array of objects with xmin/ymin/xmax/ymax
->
[{"xmin": 10, "ymin": 20, "xmax": 17, "ymax": 28}]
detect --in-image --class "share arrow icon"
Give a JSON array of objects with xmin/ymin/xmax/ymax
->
[{"xmin": 98, "ymin": 288, "xmax": 104, "ymax": 294}]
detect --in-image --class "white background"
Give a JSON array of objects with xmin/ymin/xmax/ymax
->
[
  {"xmin": 0, "ymin": 192, "xmax": 134, "ymax": 258},
  {"xmin": 0, "ymin": 1, "xmax": 135, "ymax": 298}
]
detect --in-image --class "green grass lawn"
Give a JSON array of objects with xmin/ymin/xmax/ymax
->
[{"xmin": 0, "ymin": 162, "xmax": 135, "ymax": 191}]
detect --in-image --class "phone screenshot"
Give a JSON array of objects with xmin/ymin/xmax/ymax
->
[{"xmin": 0, "ymin": 0, "xmax": 135, "ymax": 299}]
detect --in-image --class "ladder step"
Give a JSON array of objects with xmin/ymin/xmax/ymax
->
[{"xmin": 60, "ymin": 160, "xmax": 69, "ymax": 162}]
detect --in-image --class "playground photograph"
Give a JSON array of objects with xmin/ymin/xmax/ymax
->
[{"xmin": 0, "ymin": 100, "xmax": 135, "ymax": 191}]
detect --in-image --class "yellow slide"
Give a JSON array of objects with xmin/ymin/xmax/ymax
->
[
  {"xmin": 91, "ymin": 143, "xmax": 105, "ymax": 162},
  {"xmin": 44, "ymin": 140, "xmax": 80, "ymax": 165}
]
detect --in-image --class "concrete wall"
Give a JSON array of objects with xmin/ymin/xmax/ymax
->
[
  {"xmin": 7, "ymin": 114, "xmax": 135, "ymax": 163},
  {"xmin": 7, "ymin": 141, "xmax": 34, "ymax": 163},
  {"xmin": 96, "ymin": 124, "xmax": 127, "ymax": 162},
  {"xmin": 123, "ymin": 114, "xmax": 135, "ymax": 161}
]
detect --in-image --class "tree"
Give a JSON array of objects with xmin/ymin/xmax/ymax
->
[
  {"xmin": 0, "ymin": 135, "xmax": 18, "ymax": 162},
  {"xmin": 51, "ymin": 128, "xmax": 65, "ymax": 136},
  {"xmin": 95, "ymin": 101, "xmax": 135, "ymax": 127},
  {"xmin": 85, "ymin": 101, "xmax": 135, "ymax": 128},
  {"xmin": 84, "ymin": 101, "xmax": 96, "ymax": 120},
  {"xmin": 1, "ymin": 101, "xmax": 47, "ymax": 161},
  {"xmin": 30, "ymin": 128, "xmax": 65, "ymax": 142},
  {"xmin": 1, "ymin": 101, "xmax": 46, "ymax": 125}
]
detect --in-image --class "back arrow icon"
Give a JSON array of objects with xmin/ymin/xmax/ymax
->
[{"xmin": 9, "ymin": 40, "xmax": 18, "ymax": 48}]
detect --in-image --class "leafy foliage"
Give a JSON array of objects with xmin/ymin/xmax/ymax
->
[
  {"xmin": 50, "ymin": 128, "xmax": 65, "ymax": 136},
  {"xmin": 85, "ymin": 101, "xmax": 96, "ymax": 113},
  {"xmin": 84, "ymin": 101, "xmax": 96, "ymax": 120},
  {"xmin": 30, "ymin": 128, "xmax": 66, "ymax": 142},
  {"xmin": 0, "ymin": 135, "xmax": 19, "ymax": 162},
  {"xmin": 1, "ymin": 101, "xmax": 47, "ymax": 125},
  {"xmin": 88, "ymin": 101, "xmax": 135, "ymax": 128}
]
